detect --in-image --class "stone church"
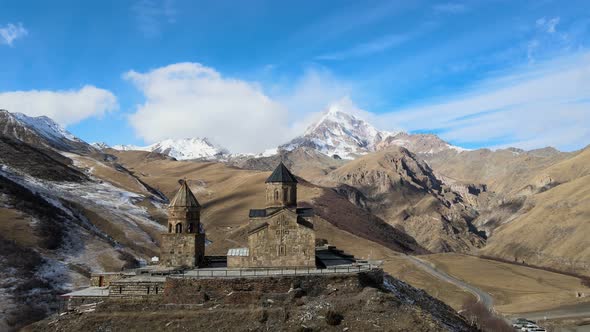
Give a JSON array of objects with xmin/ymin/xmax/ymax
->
[
  {"xmin": 160, "ymin": 162, "xmax": 315, "ymax": 269},
  {"xmin": 227, "ymin": 162, "xmax": 316, "ymax": 268},
  {"xmin": 160, "ymin": 180, "xmax": 206, "ymax": 267}
]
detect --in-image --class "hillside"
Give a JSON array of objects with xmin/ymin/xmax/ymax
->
[
  {"xmin": 0, "ymin": 110, "xmax": 95, "ymax": 154},
  {"xmin": 423, "ymin": 147, "xmax": 572, "ymax": 194},
  {"xmin": 110, "ymin": 150, "xmax": 425, "ymax": 255},
  {"xmin": 230, "ymin": 146, "xmax": 348, "ymax": 182},
  {"xmin": 26, "ymin": 271, "xmax": 476, "ymax": 332},
  {"xmin": 325, "ymin": 147, "xmax": 485, "ymax": 253},
  {"xmin": 0, "ymin": 113, "xmax": 170, "ymax": 330},
  {"xmin": 479, "ymin": 147, "xmax": 590, "ymax": 274}
]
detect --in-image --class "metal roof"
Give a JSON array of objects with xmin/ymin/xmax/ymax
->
[
  {"xmin": 265, "ymin": 162, "xmax": 298, "ymax": 183},
  {"xmin": 227, "ymin": 248, "xmax": 249, "ymax": 257},
  {"xmin": 296, "ymin": 208, "xmax": 314, "ymax": 217},
  {"xmin": 249, "ymin": 209, "xmax": 267, "ymax": 218},
  {"xmin": 169, "ymin": 180, "xmax": 201, "ymax": 208}
]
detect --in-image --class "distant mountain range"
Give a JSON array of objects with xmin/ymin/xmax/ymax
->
[
  {"xmin": 1, "ymin": 107, "xmax": 590, "ymax": 329},
  {"xmin": 105, "ymin": 138, "xmax": 230, "ymax": 161},
  {"xmin": 279, "ymin": 104, "xmax": 466, "ymax": 158},
  {"xmin": 93, "ymin": 104, "xmax": 466, "ymax": 160}
]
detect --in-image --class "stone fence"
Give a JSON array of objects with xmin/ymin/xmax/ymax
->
[{"xmin": 168, "ymin": 264, "xmax": 377, "ymax": 279}]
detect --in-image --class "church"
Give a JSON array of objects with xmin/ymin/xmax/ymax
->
[{"xmin": 160, "ymin": 162, "xmax": 316, "ymax": 269}]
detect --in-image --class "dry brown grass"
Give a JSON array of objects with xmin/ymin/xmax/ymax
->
[
  {"xmin": 0, "ymin": 208, "xmax": 39, "ymax": 247},
  {"xmin": 422, "ymin": 253, "xmax": 590, "ymax": 314},
  {"xmin": 107, "ymin": 150, "xmax": 590, "ymax": 315}
]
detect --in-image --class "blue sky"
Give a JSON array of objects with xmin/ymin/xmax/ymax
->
[{"xmin": 1, "ymin": 0, "xmax": 589, "ymax": 152}]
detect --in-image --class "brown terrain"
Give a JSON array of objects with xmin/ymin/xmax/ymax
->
[
  {"xmin": 27, "ymin": 271, "xmax": 477, "ymax": 332},
  {"xmin": 423, "ymin": 146, "xmax": 590, "ymax": 274},
  {"xmin": 323, "ymin": 147, "xmax": 485, "ymax": 253},
  {"xmin": 2, "ymin": 109, "xmax": 590, "ymax": 330}
]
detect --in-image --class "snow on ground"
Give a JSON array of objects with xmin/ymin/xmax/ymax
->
[
  {"xmin": 13, "ymin": 112, "xmax": 80, "ymax": 143},
  {"xmin": 0, "ymin": 164, "xmax": 165, "ymax": 250}
]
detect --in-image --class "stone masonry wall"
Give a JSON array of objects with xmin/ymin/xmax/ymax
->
[
  {"xmin": 160, "ymin": 233, "xmax": 205, "ymax": 267},
  {"xmin": 246, "ymin": 210, "xmax": 315, "ymax": 268},
  {"xmin": 162, "ymin": 270, "xmax": 384, "ymax": 305},
  {"xmin": 109, "ymin": 280, "xmax": 165, "ymax": 298},
  {"xmin": 90, "ymin": 273, "xmax": 124, "ymax": 287}
]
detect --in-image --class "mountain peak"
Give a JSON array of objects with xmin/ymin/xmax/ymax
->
[
  {"xmin": 0, "ymin": 109, "xmax": 92, "ymax": 153},
  {"xmin": 112, "ymin": 137, "xmax": 229, "ymax": 160},
  {"xmin": 283, "ymin": 104, "xmax": 385, "ymax": 159},
  {"xmin": 280, "ymin": 103, "xmax": 464, "ymax": 158}
]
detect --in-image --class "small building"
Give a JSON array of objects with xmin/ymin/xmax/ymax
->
[
  {"xmin": 159, "ymin": 180, "xmax": 206, "ymax": 267},
  {"xmin": 228, "ymin": 162, "xmax": 315, "ymax": 268}
]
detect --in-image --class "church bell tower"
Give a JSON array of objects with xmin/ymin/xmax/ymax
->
[
  {"xmin": 160, "ymin": 180, "xmax": 206, "ymax": 267},
  {"xmin": 265, "ymin": 162, "xmax": 298, "ymax": 209}
]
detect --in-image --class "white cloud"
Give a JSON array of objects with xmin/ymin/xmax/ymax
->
[
  {"xmin": 0, "ymin": 23, "xmax": 28, "ymax": 46},
  {"xmin": 125, "ymin": 64, "xmax": 357, "ymax": 153},
  {"xmin": 125, "ymin": 63, "xmax": 291, "ymax": 153},
  {"xmin": 0, "ymin": 85, "xmax": 118, "ymax": 126},
  {"xmin": 316, "ymin": 33, "xmax": 413, "ymax": 60},
  {"xmin": 536, "ymin": 17, "xmax": 560, "ymax": 34},
  {"xmin": 132, "ymin": 0, "xmax": 176, "ymax": 36},
  {"xmin": 275, "ymin": 68, "xmax": 353, "ymax": 131},
  {"xmin": 375, "ymin": 52, "xmax": 590, "ymax": 151}
]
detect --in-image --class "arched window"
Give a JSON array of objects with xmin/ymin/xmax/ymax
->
[
  {"xmin": 274, "ymin": 190, "xmax": 279, "ymax": 201},
  {"xmin": 188, "ymin": 223, "xmax": 194, "ymax": 233},
  {"xmin": 283, "ymin": 187, "xmax": 289, "ymax": 202},
  {"xmin": 175, "ymin": 223, "xmax": 183, "ymax": 233},
  {"xmin": 168, "ymin": 223, "xmax": 172, "ymax": 233}
]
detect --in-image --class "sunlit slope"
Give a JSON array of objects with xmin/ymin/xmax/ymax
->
[{"xmin": 480, "ymin": 147, "xmax": 590, "ymax": 274}]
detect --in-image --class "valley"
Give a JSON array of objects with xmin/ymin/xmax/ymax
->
[{"xmin": 0, "ymin": 108, "xmax": 589, "ymax": 330}]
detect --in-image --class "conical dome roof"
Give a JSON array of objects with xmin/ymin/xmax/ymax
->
[
  {"xmin": 265, "ymin": 162, "xmax": 298, "ymax": 183},
  {"xmin": 169, "ymin": 180, "xmax": 201, "ymax": 208}
]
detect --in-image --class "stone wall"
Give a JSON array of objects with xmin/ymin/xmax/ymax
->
[
  {"xmin": 160, "ymin": 233, "xmax": 206, "ymax": 267},
  {"xmin": 245, "ymin": 210, "xmax": 315, "ymax": 268},
  {"xmin": 90, "ymin": 273, "xmax": 124, "ymax": 287},
  {"xmin": 162, "ymin": 269, "xmax": 384, "ymax": 305},
  {"xmin": 108, "ymin": 280, "xmax": 165, "ymax": 298},
  {"xmin": 227, "ymin": 255, "xmax": 249, "ymax": 268}
]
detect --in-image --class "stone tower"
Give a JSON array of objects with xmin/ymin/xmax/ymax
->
[
  {"xmin": 265, "ymin": 162, "xmax": 297, "ymax": 208},
  {"xmin": 160, "ymin": 180, "xmax": 206, "ymax": 267}
]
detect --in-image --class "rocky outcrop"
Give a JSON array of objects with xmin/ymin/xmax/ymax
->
[
  {"xmin": 328, "ymin": 147, "xmax": 485, "ymax": 253},
  {"xmin": 29, "ymin": 271, "xmax": 476, "ymax": 332}
]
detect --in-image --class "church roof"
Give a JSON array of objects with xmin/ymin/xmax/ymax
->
[
  {"xmin": 248, "ymin": 207, "xmax": 313, "ymax": 219},
  {"xmin": 169, "ymin": 180, "xmax": 201, "ymax": 208},
  {"xmin": 265, "ymin": 162, "xmax": 298, "ymax": 183}
]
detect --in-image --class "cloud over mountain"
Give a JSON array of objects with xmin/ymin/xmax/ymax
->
[
  {"xmin": 0, "ymin": 85, "xmax": 118, "ymax": 126},
  {"xmin": 125, "ymin": 62, "xmax": 291, "ymax": 153}
]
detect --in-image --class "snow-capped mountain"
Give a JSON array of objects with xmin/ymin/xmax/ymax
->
[
  {"xmin": 280, "ymin": 105, "xmax": 395, "ymax": 159},
  {"xmin": 0, "ymin": 109, "xmax": 94, "ymax": 153},
  {"xmin": 112, "ymin": 138, "xmax": 229, "ymax": 160},
  {"xmin": 91, "ymin": 142, "xmax": 111, "ymax": 149},
  {"xmin": 279, "ymin": 104, "xmax": 465, "ymax": 159}
]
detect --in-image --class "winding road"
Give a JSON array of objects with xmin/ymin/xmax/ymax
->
[
  {"xmin": 401, "ymin": 255, "xmax": 494, "ymax": 310},
  {"xmin": 401, "ymin": 254, "xmax": 590, "ymax": 326}
]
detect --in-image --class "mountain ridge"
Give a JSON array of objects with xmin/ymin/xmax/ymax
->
[{"xmin": 0, "ymin": 110, "xmax": 95, "ymax": 154}]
